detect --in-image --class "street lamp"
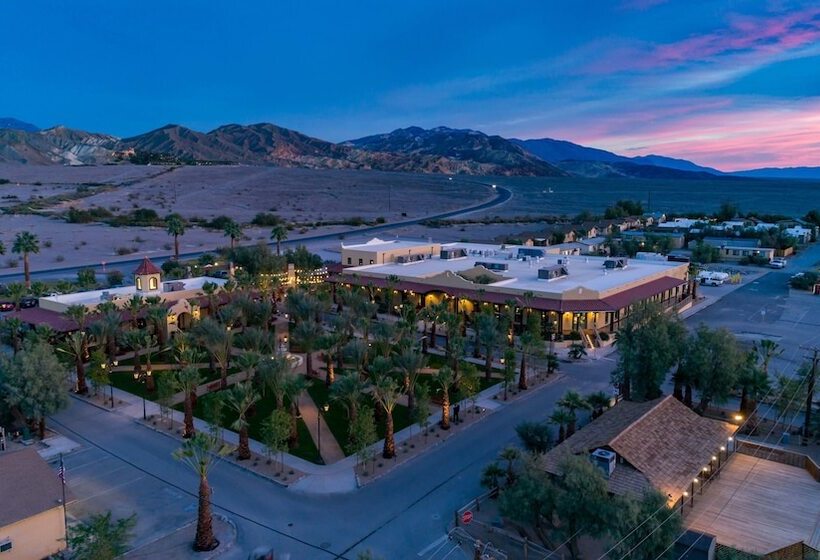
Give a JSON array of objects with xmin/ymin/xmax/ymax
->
[
  {"xmin": 317, "ymin": 402, "xmax": 330, "ymax": 461},
  {"xmin": 132, "ymin": 368, "xmax": 153, "ymax": 420},
  {"xmin": 102, "ymin": 359, "xmax": 119, "ymax": 408}
]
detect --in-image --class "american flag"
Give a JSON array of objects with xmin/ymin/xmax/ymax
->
[{"xmin": 58, "ymin": 456, "xmax": 66, "ymax": 485}]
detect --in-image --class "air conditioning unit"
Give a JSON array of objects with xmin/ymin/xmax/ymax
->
[{"xmin": 591, "ymin": 448, "xmax": 616, "ymax": 478}]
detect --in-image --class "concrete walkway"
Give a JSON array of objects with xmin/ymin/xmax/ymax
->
[{"xmin": 299, "ymin": 390, "xmax": 346, "ymax": 465}]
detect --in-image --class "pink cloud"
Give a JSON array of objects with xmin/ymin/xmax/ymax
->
[
  {"xmin": 568, "ymin": 100, "xmax": 820, "ymax": 171},
  {"xmin": 586, "ymin": 6, "xmax": 820, "ymax": 74}
]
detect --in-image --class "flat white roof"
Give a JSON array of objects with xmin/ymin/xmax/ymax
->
[
  {"xmin": 41, "ymin": 276, "xmax": 227, "ymax": 307},
  {"xmin": 341, "ymin": 237, "xmax": 437, "ymax": 251},
  {"xmin": 344, "ymin": 242, "xmax": 686, "ymax": 296}
]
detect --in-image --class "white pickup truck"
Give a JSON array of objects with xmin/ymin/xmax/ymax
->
[
  {"xmin": 770, "ymin": 257, "xmax": 787, "ymax": 269},
  {"xmin": 697, "ymin": 270, "xmax": 730, "ymax": 286}
]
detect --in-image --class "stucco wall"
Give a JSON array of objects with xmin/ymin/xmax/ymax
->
[{"xmin": 0, "ymin": 506, "xmax": 65, "ymax": 560}]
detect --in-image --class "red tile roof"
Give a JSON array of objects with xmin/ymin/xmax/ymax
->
[{"xmin": 134, "ymin": 256, "xmax": 162, "ymax": 275}]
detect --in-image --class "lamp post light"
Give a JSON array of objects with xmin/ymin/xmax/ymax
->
[
  {"xmin": 317, "ymin": 402, "xmax": 330, "ymax": 461},
  {"xmin": 681, "ymin": 491, "xmax": 688, "ymax": 514},
  {"xmin": 132, "ymin": 368, "xmax": 153, "ymax": 420},
  {"xmin": 103, "ymin": 359, "xmax": 119, "ymax": 408}
]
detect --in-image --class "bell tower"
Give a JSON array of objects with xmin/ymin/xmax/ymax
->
[{"xmin": 133, "ymin": 257, "xmax": 162, "ymax": 293}]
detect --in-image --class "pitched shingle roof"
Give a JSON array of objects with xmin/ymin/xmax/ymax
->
[
  {"xmin": 542, "ymin": 396, "xmax": 736, "ymax": 501},
  {"xmin": 134, "ymin": 256, "xmax": 162, "ymax": 275},
  {"xmin": 0, "ymin": 448, "xmax": 64, "ymax": 527}
]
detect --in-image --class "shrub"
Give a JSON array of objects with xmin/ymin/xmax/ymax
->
[
  {"xmin": 566, "ymin": 330, "xmax": 582, "ymax": 341},
  {"xmin": 107, "ymin": 270, "xmax": 124, "ymax": 287},
  {"xmin": 5, "ymin": 258, "xmax": 18, "ymax": 268},
  {"xmin": 515, "ymin": 421, "xmax": 553, "ymax": 453},
  {"xmin": 790, "ymin": 271, "xmax": 819, "ymax": 291},
  {"xmin": 251, "ymin": 212, "xmax": 283, "ymax": 227},
  {"xmin": 599, "ymin": 332, "xmax": 610, "ymax": 341},
  {"xmin": 55, "ymin": 255, "xmax": 65, "ymax": 262},
  {"xmin": 0, "ymin": 178, "xmax": 9, "ymax": 185},
  {"xmin": 203, "ymin": 215, "xmax": 234, "ymax": 230},
  {"xmin": 115, "ymin": 247, "xmax": 136, "ymax": 256},
  {"xmin": 77, "ymin": 268, "xmax": 97, "ymax": 287}
]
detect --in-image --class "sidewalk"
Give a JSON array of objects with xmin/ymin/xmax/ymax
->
[{"xmin": 299, "ymin": 390, "xmax": 346, "ymax": 465}]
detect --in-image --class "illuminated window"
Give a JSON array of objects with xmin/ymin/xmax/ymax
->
[
  {"xmin": 149, "ymin": 277, "xmax": 158, "ymax": 290},
  {"xmin": 136, "ymin": 277, "xmax": 142, "ymax": 290}
]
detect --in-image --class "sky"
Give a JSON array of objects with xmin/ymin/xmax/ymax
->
[{"xmin": 1, "ymin": 0, "xmax": 819, "ymax": 171}]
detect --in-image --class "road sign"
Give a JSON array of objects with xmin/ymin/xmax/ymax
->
[{"xmin": 462, "ymin": 511, "xmax": 473, "ymax": 525}]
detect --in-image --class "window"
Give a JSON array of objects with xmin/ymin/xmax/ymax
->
[
  {"xmin": 0, "ymin": 539, "xmax": 11, "ymax": 552},
  {"xmin": 149, "ymin": 276, "xmax": 158, "ymax": 290},
  {"xmin": 136, "ymin": 277, "xmax": 142, "ymax": 290},
  {"xmin": 358, "ymin": 259, "xmax": 363, "ymax": 265},
  {"xmin": 347, "ymin": 257, "xmax": 351, "ymax": 265},
  {"xmin": 732, "ymin": 250, "xmax": 740, "ymax": 256}
]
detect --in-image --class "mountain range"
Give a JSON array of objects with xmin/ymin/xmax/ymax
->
[{"xmin": 0, "ymin": 117, "xmax": 817, "ymax": 180}]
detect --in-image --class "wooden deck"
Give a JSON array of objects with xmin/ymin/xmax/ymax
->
[{"xmin": 685, "ymin": 453, "xmax": 820, "ymax": 554}]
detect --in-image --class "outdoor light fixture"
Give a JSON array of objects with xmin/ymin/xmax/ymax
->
[
  {"xmin": 720, "ymin": 446, "xmax": 725, "ymax": 451},
  {"xmin": 712, "ymin": 456, "xmax": 717, "ymax": 461},
  {"xmin": 734, "ymin": 414, "xmax": 743, "ymax": 421}
]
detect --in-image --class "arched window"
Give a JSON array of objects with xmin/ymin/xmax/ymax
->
[
  {"xmin": 149, "ymin": 276, "xmax": 158, "ymax": 290},
  {"xmin": 136, "ymin": 277, "xmax": 142, "ymax": 290}
]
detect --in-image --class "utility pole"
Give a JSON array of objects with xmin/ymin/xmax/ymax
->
[{"xmin": 800, "ymin": 345, "xmax": 818, "ymax": 446}]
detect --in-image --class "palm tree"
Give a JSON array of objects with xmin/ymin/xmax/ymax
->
[
  {"xmin": 235, "ymin": 351, "xmax": 261, "ymax": 382},
  {"xmin": 123, "ymin": 296, "xmax": 143, "ymax": 330},
  {"xmin": 318, "ymin": 331, "xmax": 344, "ymax": 386},
  {"xmin": 194, "ymin": 318, "xmax": 232, "ymax": 389},
  {"xmin": 754, "ymin": 339, "xmax": 783, "ymax": 377},
  {"xmin": 549, "ymin": 409, "xmax": 574, "ymax": 443},
  {"xmin": 5, "ymin": 283, "xmax": 27, "ymax": 311},
  {"xmin": 475, "ymin": 310, "xmax": 501, "ymax": 379},
  {"xmin": 498, "ymin": 447, "xmax": 520, "ymax": 486},
  {"xmin": 223, "ymin": 219, "xmax": 242, "ymax": 251},
  {"xmin": 60, "ymin": 331, "xmax": 89, "ymax": 394},
  {"xmin": 292, "ymin": 320, "xmax": 322, "ymax": 377},
  {"xmin": 1, "ymin": 317, "xmax": 24, "ymax": 355},
  {"xmin": 145, "ymin": 304, "xmax": 169, "ymax": 346},
  {"xmin": 393, "ymin": 347, "xmax": 426, "ymax": 413},
  {"xmin": 283, "ymin": 375, "xmax": 310, "ymax": 446},
  {"xmin": 557, "ymin": 390, "xmax": 592, "ymax": 437},
  {"xmin": 122, "ymin": 329, "xmax": 146, "ymax": 379},
  {"xmin": 172, "ymin": 432, "xmax": 229, "ymax": 552},
  {"xmin": 89, "ymin": 309, "xmax": 123, "ymax": 363},
  {"xmin": 270, "ymin": 225, "xmax": 288, "ymax": 256},
  {"xmin": 434, "ymin": 366, "xmax": 454, "ymax": 430},
  {"xmin": 330, "ymin": 372, "xmax": 366, "ymax": 428},
  {"xmin": 176, "ymin": 366, "xmax": 203, "ymax": 438},
  {"xmin": 257, "ymin": 356, "xmax": 289, "ymax": 407},
  {"xmin": 224, "ymin": 382, "xmax": 259, "ymax": 460},
  {"xmin": 737, "ymin": 352, "xmax": 770, "ymax": 415},
  {"xmin": 166, "ymin": 214, "xmax": 186, "ymax": 260},
  {"xmin": 12, "ymin": 231, "xmax": 39, "ymax": 289},
  {"xmin": 517, "ymin": 330, "xmax": 542, "ymax": 391},
  {"xmin": 372, "ymin": 375, "xmax": 401, "ymax": 458},
  {"xmin": 201, "ymin": 281, "xmax": 221, "ymax": 318},
  {"xmin": 422, "ymin": 302, "xmax": 447, "ymax": 350},
  {"xmin": 585, "ymin": 391, "xmax": 611, "ymax": 419}
]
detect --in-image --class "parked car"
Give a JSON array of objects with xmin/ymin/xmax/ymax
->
[
  {"xmin": 770, "ymin": 257, "xmax": 787, "ymax": 269},
  {"xmin": 20, "ymin": 297, "xmax": 38, "ymax": 309},
  {"xmin": 0, "ymin": 301, "xmax": 14, "ymax": 312}
]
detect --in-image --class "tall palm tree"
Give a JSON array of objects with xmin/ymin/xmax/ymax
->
[
  {"xmin": 318, "ymin": 331, "xmax": 342, "ymax": 386},
  {"xmin": 422, "ymin": 302, "xmax": 448, "ymax": 350},
  {"xmin": 393, "ymin": 347, "xmax": 426, "ymax": 413},
  {"xmin": 256, "ymin": 356, "xmax": 289, "ymax": 407},
  {"xmin": 1, "ymin": 317, "xmax": 24, "ymax": 355},
  {"xmin": 754, "ymin": 339, "xmax": 783, "ymax": 377},
  {"xmin": 89, "ymin": 309, "xmax": 123, "ymax": 363},
  {"xmin": 330, "ymin": 372, "xmax": 366, "ymax": 428},
  {"xmin": 434, "ymin": 366, "xmax": 454, "ymax": 430},
  {"xmin": 283, "ymin": 375, "xmax": 310, "ymax": 446},
  {"xmin": 549, "ymin": 409, "xmax": 573, "ymax": 443},
  {"xmin": 201, "ymin": 281, "xmax": 220, "ymax": 318},
  {"xmin": 270, "ymin": 225, "xmax": 288, "ymax": 256},
  {"xmin": 172, "ymin": 432, "xmax": 229, "ymax": 552},
  {"xmin": 176, "ymin": 366, "xmax": 203, "ymax": 438},
  {"xmin": 475, "ymin": 310, "xmax": 501, "ymax": 379},
  {"xmin": 517, "ymin": 330, "xmax": 541, "ymax": 391},
  {"xmin": 165, "ymin": 214, "xmax": 186, "ymax": 260},
  {"xmin": 145, "ymin": 304, "xmax": 169, "ymax": 346},
  {"xmin": 224, "ymin": 382, "xmax": 259, "ymax": 460},
  {"xmin": 12, "ymin": 231, "xmax": 39, "ymax": 289},
  {"xmin": 372, "ymin": 375, "xmax": 401, "ymax": 458},
  {"xmin": 60, "ymin": 331, "xmax": 89, "ymax": 394},
  {"xmin": 235, "ymin": 351, "xmax": 261, "ymax": 382},
  {"xmin": 223, "ymin": 219, "xmax": 242, "ymax": 251},
  {"xmin": 557, "ymin": 390, "xmax": 592, "ymax": 437},
  {"xmin": 124, "ymin": 295, "xmax": 144, "ymax": 329}
]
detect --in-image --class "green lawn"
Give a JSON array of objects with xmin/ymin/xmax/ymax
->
[
  {"xmin": 175, "ymin": 390, "xmax": 321, "ymax": 464},
  {"xmin": 307, "ymin": 379, "xmax": 414, "ymax": 456},
  {"xmin": 116, "ymin": 348, "xmax": 174, "ymax": 367},
  {"xmin": 110, "ymin": 364, "xmax": 225, "ymax": 400}
]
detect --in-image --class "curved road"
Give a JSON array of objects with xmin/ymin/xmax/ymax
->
[{"xmin": 0, "ymin": 183, "xmax": 511, "ymax": 283}]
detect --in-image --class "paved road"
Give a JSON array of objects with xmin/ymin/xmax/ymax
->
[
  {"xmin": 51, "ymin": 356, "xmax": 612, "ymax": 559},
  {"xmin": 0, "ymin": 184, "xmax": 511, "ymax": 283},
  {"xmin": 684, "ymin": 243, "xmax": 820, "ymax": 374}
]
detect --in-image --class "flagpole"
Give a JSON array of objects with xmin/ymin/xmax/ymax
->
[{"xmin": 59, "ymin": 453, "xmax": 68, "ymax": 540}]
